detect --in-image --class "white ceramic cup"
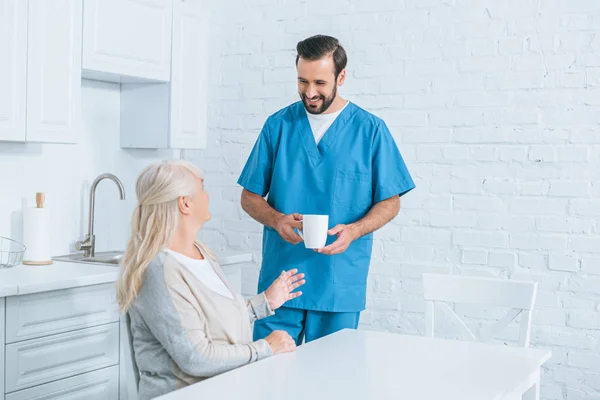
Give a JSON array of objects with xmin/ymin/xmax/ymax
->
[{"xmin": 298, "ymin": 215, "xmax": 329, "ymax": 249}]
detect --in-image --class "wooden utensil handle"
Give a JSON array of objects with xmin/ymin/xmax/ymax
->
[{"xmin": 36, "ymin": 192, "xmax": 45, "ymax": 208}]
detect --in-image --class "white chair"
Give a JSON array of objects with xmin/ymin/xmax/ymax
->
[
  {"xmin": 422, "ymin": 273, "xmax": 538, "ymax": 348},
  {"xmin": 120, "ymin": 313, "xmax": 139, "ymax": 399}
]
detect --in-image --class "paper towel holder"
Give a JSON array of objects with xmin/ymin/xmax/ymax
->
[{"xmin": 22, "ymin": 192, "xmax": 54, "ymax": 266}]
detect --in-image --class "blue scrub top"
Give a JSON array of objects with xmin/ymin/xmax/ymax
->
[{"xmin": 238, "ymin": 101, "xmax": 415, "ymax": 312}]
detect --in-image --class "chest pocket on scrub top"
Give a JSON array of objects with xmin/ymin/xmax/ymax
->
[{"xmin": 332, "ymin": 169, "xmax": 372, "ymax": 211}]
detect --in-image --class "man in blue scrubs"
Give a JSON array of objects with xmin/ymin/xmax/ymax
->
[{"xmin": 238, "ymin": 34, "xmax": 415, "ymax": 344}]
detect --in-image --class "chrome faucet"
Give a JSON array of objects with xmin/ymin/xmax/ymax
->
[{"xmin": 76, "ymin": 173, "xmax": 126, "ymax": 257}]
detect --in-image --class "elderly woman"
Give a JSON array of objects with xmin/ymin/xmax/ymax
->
[{"xmin": 117, "ymin": 160, "xmax": 305, "ymax": 400}]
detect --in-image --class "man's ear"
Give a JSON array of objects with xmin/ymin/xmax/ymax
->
[{"xmin": 337, "ymin": 69, "xmax": 346, "ymax": 86}]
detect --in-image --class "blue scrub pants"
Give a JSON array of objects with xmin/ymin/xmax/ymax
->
[{"xmin": 253, "ymin": 306, "xmax": 360, "ymax": 345}]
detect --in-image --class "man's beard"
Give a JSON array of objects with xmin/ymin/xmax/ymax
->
[{"xmin": 301, "ymin": 85, "xmax": 337, "ymax": 115}]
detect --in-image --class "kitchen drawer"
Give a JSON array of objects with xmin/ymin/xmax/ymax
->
[
  {"xmin": 6, "ymin": 365, "xmax": 119, "ymax": 400},
  {"xmin": 5, "ymin": 323, "xmax": 119, "ymax": 393},
  {"xmin": 6, "ymin": 283, "xmax": 119, "ymax": 343}
]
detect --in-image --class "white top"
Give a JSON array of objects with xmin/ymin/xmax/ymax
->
[
  {"xmin": 164, "ymin": 247, "xmax": 234, "ymax": 300},
  {"xmin": 155, "ymin": 329, "xmax": 552, "ymax": 400},
  {"xmin": 305, "ymin": 101, "xmax": 349, "ymax": 144}
]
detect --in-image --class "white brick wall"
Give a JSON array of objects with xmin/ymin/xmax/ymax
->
[{"xmin": 190, "ymin": 1, "xmax": 600, "ymax": 398}]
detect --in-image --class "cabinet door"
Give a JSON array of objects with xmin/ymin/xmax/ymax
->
[
  {"xmin": 6, "ymin": 283, "xmax": 120, "ymax": 343},
  {"xmin": 26, "ymin": 0, "xmax": 82, "ymax": 143},
  {"xmin": 5, "ymin": 366, "xmax": 119, "ymax": 400},
  {"xmin": 5, "ymin": 323, "xmax": 119, "ymax": 393},
  {"xmin": 82, "ymin": 0, "xmax": 172, "ymax": 82},
  {"xmin": 0, "ymin": 0, "xmax": 27, "ymax": 142},
  {"xmin": 169, "ymin": 0, "xmax": 208, "ymax": 149}
]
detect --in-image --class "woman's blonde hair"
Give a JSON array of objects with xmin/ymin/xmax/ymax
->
[{"xmin": 117, "ymin": 159, "xmax": 206, "ymax": 312}]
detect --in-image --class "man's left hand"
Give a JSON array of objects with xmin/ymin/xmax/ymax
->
[{"xmin": 316, "ymin": 224, "xmax": 360, "ymax": 255}]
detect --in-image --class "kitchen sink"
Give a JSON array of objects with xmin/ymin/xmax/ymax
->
[{"xmin": 52, "ymin": 251, "xmax": 124, "ymax": 266}]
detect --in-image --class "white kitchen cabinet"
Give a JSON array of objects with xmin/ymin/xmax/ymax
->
[
  {"xmin": 0, "ymin": 0, "xmax": 27, "ymax": 142},
  {"xmin": 5, "ymin": 324, "xmax": 119, "ymax": 392},
  {"xmin": 120, "ymin": 0, "xmax": 208, "ymax": 149},
  {"xmin": 1, "ymin": 282, "xmax": 122, "ymax": 400},
  {"xmin": 0, "ymin": 257, "xmax": 248, "ymax": 400},
  {"xmin": 169, "ymin": 0, "xmax": 209, "ymax": 149},
  {"xmin": 82, "ymin": 0, "xmax": 173, "ymax": 83},
  {"xmin": 26, "ymin": 0, "xmax": 83, "ymax": 143},
  {"xmin": 5, "ymin": 366, "xmax": 119, "ymax": 400},
  {"xmin": 5, "ymin": 284, "xmax": 119, "ymax": 343},
  {"xmin": 0, "ymin": 0, "xmax": 82, "ymax": 144}
]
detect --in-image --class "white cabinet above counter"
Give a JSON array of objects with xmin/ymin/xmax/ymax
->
[
  {"xmin": 0, "ymin": 0, "xmax": 209, "ymax": 150},
  {"xmin": 85, "ymin": 0, "xmax": 209, "ymax": 150},
  {"xmin": 0, "ymin": 0, "xmax": 82, "ymax": 144},
  {"xmin": 82, "ymin": 0, "xmax": 173, "ymax": 83},
  {"xmin": 121, "ymin": 0, "xmax": 209, "ymax": 150},
  {"xmin": 0, "ymin": 0, "xmax": 27, "ymax": 142}
]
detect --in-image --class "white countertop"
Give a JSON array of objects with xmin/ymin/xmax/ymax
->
[
  {"xmin": 156, "ymin": 329, "xmax": 552, "ymax": 400},
  {"xmin": 217, "ymin": 251, "xmax": 253, "ymax": 267},
  {"xmin": 0, "ymin": 261, "xmax": 119, "ymax": 297},
  {"xmin": 0, "ymin": 251, "xmax": 253, "ymax": 297}
]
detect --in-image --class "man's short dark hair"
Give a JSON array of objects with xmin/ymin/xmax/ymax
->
[{"xmin": 296, "ymin": 34, "xmax": 347, "ymax": 78}]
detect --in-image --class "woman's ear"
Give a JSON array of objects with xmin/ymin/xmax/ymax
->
[{"xmin": 177, "ymin": 196, "xmax": 192, "ymax": 215}]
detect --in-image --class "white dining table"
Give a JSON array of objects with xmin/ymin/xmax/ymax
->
[{"xmin": 155, "ymin": 328, "xmax": 551, "ymax": 400}]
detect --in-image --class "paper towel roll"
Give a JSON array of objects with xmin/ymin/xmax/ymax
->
[{"xmin": 22, "ymin": 199, "xmax": 53, "ymax": 265}]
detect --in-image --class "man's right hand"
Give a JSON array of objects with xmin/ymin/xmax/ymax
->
[
  {"xmin": 274, "ymin": 213, "xmax": 303, "ymax": 244},
  {"xmin": 265, "ymin": 330, "xmax": 296, "ymax": 354}
]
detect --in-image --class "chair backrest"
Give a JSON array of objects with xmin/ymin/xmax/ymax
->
[
  {"xmin": 422, "ymin": 273, "xmax": 538, "ymax": 348},
  {"xmin": 121, "ymin": 313, "xmax": 140, "ymax": 399}
]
